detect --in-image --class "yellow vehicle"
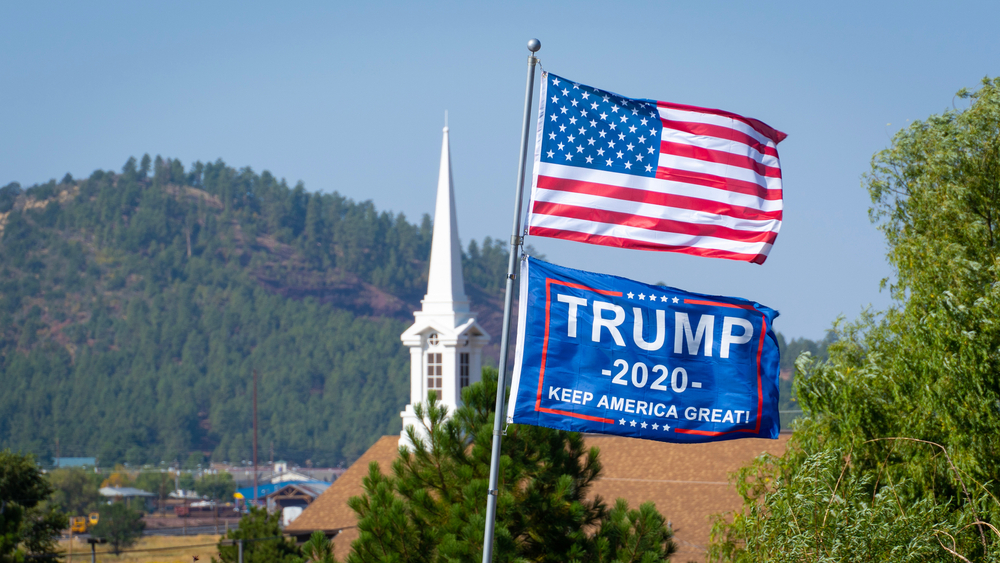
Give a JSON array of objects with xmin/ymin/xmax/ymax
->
[
  {"xmin": 69, "ymin": 513, "xmax": 99, "ymax": 534},
  {"xmin": 70, "ymin": 516, "xmax": 87, "ymax": 534}
]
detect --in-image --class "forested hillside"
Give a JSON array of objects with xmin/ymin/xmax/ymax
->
[
  {"xmin": 0, "ymin": 156, "xmax": 512, "ymax": 467},
  {"xmin": 0, "ymin": 155, "xmax": 823, "ymax": 468}
]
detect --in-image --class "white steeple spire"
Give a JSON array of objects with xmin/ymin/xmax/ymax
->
[
  {"xmin": 399, "ymin": 123, "xmax": 490, "ymax": 448},
  {"xmin": 422, "ymin": 125, "xmax": 469, "ymax": 316}
]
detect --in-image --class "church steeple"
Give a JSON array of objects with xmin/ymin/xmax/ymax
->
[
  {"xmin": 422, "ymin": 126, "xmax": 469, "ymax": 316},
  {"xmin": 399, "ymin": 124, "xmax": 490, "ymax": 448}
]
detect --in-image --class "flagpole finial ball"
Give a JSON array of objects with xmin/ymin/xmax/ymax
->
[{"xmin": 527, "ymin": 38, "xmax": 541, "ymax": 52}]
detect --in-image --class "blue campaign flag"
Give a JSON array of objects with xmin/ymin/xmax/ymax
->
[{"xmin": 506, "ymin": 257, "xmax": 780, "ymax": 443}]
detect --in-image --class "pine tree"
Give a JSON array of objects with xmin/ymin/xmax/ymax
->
[
  {"xmin": 215, "ymin": 507, "xmax": 303, "ymax": 563},
  {"xmin": 302, "ymin": 530, "xmax": 338, "ymax": 563},
  {"xmin": 347, "ymin": 369, "xmax": 677, "ymax": 562},
  {"xmin": 90, "ymin": 501, "xmax": 145, "ymax": 555}
]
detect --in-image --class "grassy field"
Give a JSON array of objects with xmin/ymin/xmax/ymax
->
[{"xmin": 59, "ymin": 534, "xmax": 221, "ymax": 563}]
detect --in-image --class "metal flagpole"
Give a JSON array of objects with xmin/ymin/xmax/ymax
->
[{"xmin": 481, "ymin": 37, "xmax": 540, "ymax": 563}]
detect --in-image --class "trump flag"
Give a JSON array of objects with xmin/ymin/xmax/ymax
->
[
  {"xmin": 507, "ymin": 257, "xmax": 780, "ymax": 443},
  {"xmin": 528, "ymin": 73, "xmax": 786, "ymax": 264}
]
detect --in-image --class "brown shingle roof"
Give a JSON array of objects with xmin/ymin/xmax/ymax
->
[
  {"xmin": 285, "ymin": 435, "xmax": 399, "ymax": 534},
  {"xmin": 584, "ymin": 434, "xmax": 789, "ymax": 560},
  {"xmin": 287, "ymin": 433, "xmax": 789, "ymax": 562}
]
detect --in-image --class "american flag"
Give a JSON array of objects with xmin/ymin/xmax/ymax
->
[{"xmin": 527, "ymin": 72, "xmax": 786, "ymax": 264}]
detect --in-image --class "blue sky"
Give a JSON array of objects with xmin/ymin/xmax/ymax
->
[{"xmin": 2, "ymin": 1, "xmax": 998, "ymax": 340}]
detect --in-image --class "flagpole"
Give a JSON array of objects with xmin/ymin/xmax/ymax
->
[{"xmin": 481, "ymin": 38, "xmax": 540, "ymax": 563}]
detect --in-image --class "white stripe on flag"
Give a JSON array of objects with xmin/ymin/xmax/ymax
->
[
  {"xmin": 531, "ymin": 188, "xmax": 780, "ymax": 233},
  {"xmin": 660, "ymin": 128, "xmax": 780, "ymax": 169},
  {"xmin": 657, "ymin": 154, "xmax": 782, "ymax": 192},
  {"xmin": 535, "ymin": 162, "xmax": 783, "ymax": 213},
  {"xmin": 658, "ymin": 107, "xmax": 777, "ymax": 149},
  {"xmin": 529, "ymin": 213, "xmax": 773, "ymax": 256}
]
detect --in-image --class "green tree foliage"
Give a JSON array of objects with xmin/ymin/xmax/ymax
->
[
  {"xmin": 773, "ymin": 331, "xmax": 835, "ymax": 427},
  {"xmin": 215, "ymin": 507, "xmax": 303, "ymax": 563},
  {"xmin": 134, "ymin": 471, "xmax": 175, "ymax": 515},
  {"xmin": 195, "ymin": 472, "xmax": 236, "ymax": 502},
  {"xmin": 709, "ymin": 78, "xmax": 1000, "ymax": 561},
  {"xmin": 301, "ymin": 530, "xmax": 338, "ymax": 563},
  {"xmin": 347, "ymin": 369, "xmax": 677, "ymax": 563},
  {"xmin": 91, "ymin": 501, "xmax": 146, "ymax": 555},
  {"xmin": 0, "ymin": 156, "xmax": 509, "ymax": 467},
  {"xmin": 0, "ymin": 450, "xmax": 68, "ymax": 562},
  {"xmin": 178, "ymin": 472, "xmax": 196, "ymax": 491},
  {"xmin": 47, "ymin": 466, "xmax": 103, "ymax": 516}
]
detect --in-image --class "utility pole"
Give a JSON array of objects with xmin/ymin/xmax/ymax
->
[
  {"xmin": 55, "ymin": 437, "xmax": 60, "ymax": 467},
  {"xmin": 252, "ymin": 369, "xmax": 259, "ymax": 509}
]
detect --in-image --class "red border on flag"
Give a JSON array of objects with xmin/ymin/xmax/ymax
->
[{"xmin": 532, "ymin": 285, "xmax": 769, "ymax": 435}]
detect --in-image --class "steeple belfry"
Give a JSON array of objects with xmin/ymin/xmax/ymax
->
[
  {"xmin": 422, "ymin": 126, "xmax": 469, "ymax": 317},
  {"xmin": 399, "ymin": 125, "xmax": 490, "ymax": 448}
]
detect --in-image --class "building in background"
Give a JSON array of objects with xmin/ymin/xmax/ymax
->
[
  {"xmin": 51, "ymin": 457, "xmax": 97, "ymax": 468},
  {"xmin": 399, "ymin": 126, "xmax": 490, "ymax": 448}
]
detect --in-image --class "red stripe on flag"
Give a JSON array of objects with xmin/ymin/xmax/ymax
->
[
  {"xmin": 526, "ymin": 226, "xmax": 770, "ymax": 264},
  {"xmin": 536, "ymin": 407, "xmax": 616, "ymax": 424},
  {"xmin": 657, "ymin": 101, "xmax": 787, "ymax": 144},
  {"xmin": 755, "ymin": 315, "xmax": 766, "ymax": 433},
  {"xmin": 535, "ymin": 175, "xmax": 783, "ymax": 222},
  {"xmin": 674, "ymin": 428, "xmax": 758, "ymax": 436},
  {"xmin": 661, "ymin": 120, "xmax": 779, "ymax": 159},
  {"xmin": 534, "ymin": 277, "xmax": 618, "ymax": 425},
  {"xmin": 672, "ymin": 307, "xmax": 769, "ymax": 437},
  {"xmin": 683, "ymin": 299, "xmax": 757, "ymax": 311},
  {"xmin": 660, "ymin": 141, "xmax": 782, "ymax": 179},
  {"xmin": 655, "ymin": 168, "xmax": 782, "ymax": 201},
  {"xmin": 532, "ymin": 201, "xmax": 778, "ymax": 245}
]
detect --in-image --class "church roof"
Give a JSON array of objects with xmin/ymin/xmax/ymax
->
[{"xmin": 284, "ymin": 433, "xmax": 789, "ymax": 562}]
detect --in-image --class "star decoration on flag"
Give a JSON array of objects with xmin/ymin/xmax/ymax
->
[
  {"xmin": 640, "ymin": 421, "xmax": 648, "ymax": 429},
  {"xmin": 629, "ymin": 420, "xmax": 637, "ymax": 427},
  {"xmin": 619, "ymin": 418, "xmax": 626, "ymax": 425},
  {"xmin": 539, "ymin": 74, "xmax": 661, "ymax": 178}
]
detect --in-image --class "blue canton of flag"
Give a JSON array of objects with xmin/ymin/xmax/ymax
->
[{"xmin": 539, "ymin": 75, "xmax": 661, "ymax": 177}]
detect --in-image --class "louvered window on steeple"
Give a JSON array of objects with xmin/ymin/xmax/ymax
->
[
  {"xmin": 427, "ymin": 353, "xmax": 443, "ymax": 399},
  {"xmin": 460, "ymin": 353, "xmax": 470, "ymax": 389}
]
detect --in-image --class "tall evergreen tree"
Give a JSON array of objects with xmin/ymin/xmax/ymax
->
[{"xmin": 347, "ymin": 369, "xmax": 677, "ymax": 563}]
